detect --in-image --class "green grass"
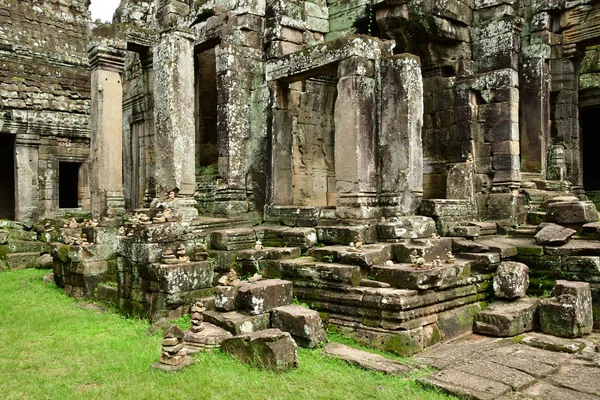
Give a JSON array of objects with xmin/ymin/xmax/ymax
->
[{"xmin": 0, "ymin": 269, "xmax": 455, "ymax": 400}]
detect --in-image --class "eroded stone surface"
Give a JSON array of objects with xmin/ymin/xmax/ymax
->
[
  {"xmin": 221, "ymin": 329, "xmax": 299, "ymax": 372},
  {"xmin": 473, "ymin": 297, "xmax": 539, "ymax": 337},
  {"xmin": 493, "ymin": 262, "xmax": 529, "ymax": 299},
  {"xmin": 324, "ymin": 343, "xmax": 414, "ymax": 375},
  {"xmin": 236, "ymin": 279, "xmax": 293, "ymax": 315}
]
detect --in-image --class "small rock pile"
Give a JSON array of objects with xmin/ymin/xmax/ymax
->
[{"xmin": 152, "ymin": 324, "xmax": 193, "ymax": 371}]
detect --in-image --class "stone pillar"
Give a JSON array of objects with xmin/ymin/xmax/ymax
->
[
  {"xmin": 153, "ymin": 29, "xmax": 197, "ymax": 200},
  {"xmin": 15, "ymin": 134, "xmax": 40, "ymax": 225},
  {"xmin": 213, "ymin": 43, "xmax": 252, "ymax": 214},
  {"xmin": 334, "ymin": 57, "xmax": 378, "ymax": 219},
  {"xmin": 270, "ymin": 81, "xmax": 294, "ymax": 206},
  {"xmin": 89, "ymin": 43, "xmax": 126, "ymax": 218},
  {"xmin": 378, "ymin": 54, "xmax": 423, "ymax": 216}
]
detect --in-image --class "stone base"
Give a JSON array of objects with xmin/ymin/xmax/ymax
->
[{"xmin": 151, "ymin": 356, "xmax": 194, "ymax": 372}]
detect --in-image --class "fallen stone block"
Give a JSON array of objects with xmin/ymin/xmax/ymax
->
[
  {"xmin": 493, "ymin": 261, "xmax": 529, "ymax": 299},
  {"xmin": 324, "ymin": 343, "xmax": 414, "ymax": 375},
  {"xmin": 539, "ymin": 280, "xmax": 593, "ymax": 338},
  {"xmin": 376, "ymin": 216, "xmax": 437, "ymax": 240},
  {"xmin": 581, "ymin": 221, "xmax": 600, "ymax": 239},
  {"xmin": 221, "ymin": 329, "xmax": 298, "ymax": 372},
  {"xmin": 203, "ymin": 310, "xmax": 270, "ymax": 335},
  {"xmin": 271, "ymin": 304, "xmax": 326, "ymax": 348},
  {"xmin": 522, "ymin": 332, "xmax": 586, "ymax": 354},
  {"xmin": 473, "ymin": 297, "xmax": 538, "ymax": 337},
  {"xmin": 547, "ymin": 201, "xmax": 599, "ymax": 225},
  {"xmin": 535, "ymin": 224, "xmax": 576, "ymax": 246},
  {"xmin": 237, "ymin": 279, "xmax": 293, "ymax": 315}
]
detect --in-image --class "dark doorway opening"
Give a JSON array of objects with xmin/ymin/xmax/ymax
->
[
  {"xmin": 581, "ymin": 107, "xmax": 600, "ymax": 190},
  {"xmin": 0, "ymin": 135, "xmax": 15, "ymax": 219},
  {"xmin": 59, "ymin": 162, "xmax": 81, "ymax": 208},
  {"xmin": 195, "ymin": 47, "xmax": 219, "ymax": 170}
]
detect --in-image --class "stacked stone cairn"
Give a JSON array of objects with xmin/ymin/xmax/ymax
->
[
  {"xmin": 183, "ymin": 300, "xmax": 233, "ymax": 354},
  {"xmin": 473, "ymin": 261, "xmax": 539, "ymax": 337},
  {"xmin": 152, "ymin": 324, "xmax": 193, "ymax": 372}
]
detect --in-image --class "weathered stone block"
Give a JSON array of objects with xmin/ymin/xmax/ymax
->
[
  {"xmin": 535, "ymin": 224, "xmax": 576, "ymax": 246},
  {"xmin": 546, "ymin": 201, "xmax": 599, "ymax": 225},
  {"xmin": 237, "ymin": 279, "xmax": 293, "ymax": 315},
  {"xmin": 473, "ymin": 297, "xmax": 539, "ymax": 337},
  {"xmin": 376, "ymin": 217, "xmax": 436, "ymax": 240},
  {"xmin": 214, "ymin": 285, "xmax": 238, "ymax": 311},
  {"xmin": 271, "ymin": 304, "xmax": 326, "ymax": 348},
  {"xmin": 493, "ymin": 261, "xmax": 529, "ymax": 299},
  {"xmin": 539, "ymin": 280, "xmax": 593, "ymax": 338},
  {"xmin": 203, "ymin": 310, "xmax": 270, "ymax": 335},
  {"xmin": 221, "ymin": 329, "xmax": 298, "ymax": 372}
]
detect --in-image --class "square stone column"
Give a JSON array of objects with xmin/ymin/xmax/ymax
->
[
  {"xmin": 15, "ymin": 134, "xmax": 40, "ymax": 225},
  {"xmin": 153, "ymin": 30, "xmax": 198, "ymax": 209},
  {"xmin": 335, "ymin": 57, "xmax": 378, "ymax": 219},
  {"xmin": 378, "ymin": 54, "xmax": 424, "ymax": 216},
  {"xmin": 89, "ymin": 42, "xmax": 126, "ymax": 218}
]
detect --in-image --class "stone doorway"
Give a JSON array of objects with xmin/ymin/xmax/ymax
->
[
  {"xmin": 580, "ymin": 106, "xmax": 600, "ymax": 191},
  {"xmin": 0, "ymin": 134, "xmax": 15, "ymax": 219},
  {"xmin": 291, "ymin": 76, "xmax": 337, "ymax": 207},
  {"xmin": 195, "ymin": 47, "xmax": 219, "ymax": 173},
  {"xmin": 59, "ymin": 162, "xmax": 81, "ymax": 209}
]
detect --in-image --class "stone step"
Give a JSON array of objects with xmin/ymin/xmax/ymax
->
[
  {"xmin": 7, "ymin": 229, "xmax": 38, "ymax": 242},
  {"xmin": 211, "ymin": 228, "xmax": 258, "ymax": 250},
  {"xmin": 460, "ymin": 252, "xmax": 501, "ymax": 274},
  {"xmin": 370, "ymin": 259, "xmax": 472, "ymax": 290},
  {"xmin": 310, "ymin": 244, "xmax": 393, "ymax": 267},
  {"xmin": 473, "ymin": 297, "xmax": 539, "ymax": 337},
  {"xmin": 467, "ymin": 221, "xmax": 497, "ymax": 236},
  {"xmin": 507, "ymin": 225, "xmax": 539, "ymax": 237},
  {"xmin": 6, "ymin": 252, "xmax": 40, "ymax": 270},
  {"xmin": 392, "ymin": 238, "xmax": 453, "ymax": 263},
  {"xmin": 323, "ymin": 343, "xmax": 414, "ymax": 375},
  {"xmin": 527, "ymin": 211, "xmax": 547, "ymax": 225},
  {"xmin": 420, "ymin": 199, "xmax": 475, "ymax": 217},
  {"xmin": 260, "ymin": 226, "xmax": 317, "ymax": 249},
  {"xmin": 475, "ymin": 238, "xmax": 519, "ymax": 259},
  {"xmin": 446, "ymin": 225, "xmax": 480, "ymax": 238},
  {"xmin": 271, "ymin": 258, "xmax": 363, "ymax": 286},
  {"xmin": 8, "ymin": 240, "xmax": 49, "ymax": 254},
  {"xmin": 315, "ymin": 225, "xmax": 376, "ymax": 245}
]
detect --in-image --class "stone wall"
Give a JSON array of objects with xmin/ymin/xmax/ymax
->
[{"xmin": 0, "ymin": 0, "xmax": 91, "ymax": 223}]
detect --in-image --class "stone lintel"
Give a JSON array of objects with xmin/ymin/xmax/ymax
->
[{"xmin": 266, "ymin": 35, "xmax": 394, "ymax": 82}]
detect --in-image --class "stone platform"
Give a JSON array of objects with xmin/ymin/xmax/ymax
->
[{"xmin": 417, "ymin": 332, "xmax": 600, "ymax": 399}]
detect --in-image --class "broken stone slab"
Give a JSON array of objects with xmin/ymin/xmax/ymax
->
[
  {"xmin": 261, "ymin": 226, "xmax": 317, "ymax": 249},
  {"xmin": 236, "ymin": 279, "xmax": 293, "ymax": 315},
  {"xmin": 535, "ymin": 224, "xmax": 576, "ymax": 246},
  {"xmin": 419, "ymin": 199, "xmax": 473, "ymax": 217},
  {"xmin": 323, "ymin": 343, "xmax": 414, "ymax": 375},
  {"xmin": 221, "ymin": 329, "xmax": 298, "ymax": 372},
  {"xmin": 214, "ymin": 285, "xmax": 238, "ymax": 311},
  {"xmin": 276, "ymin": 259, "xmax": 362, "ymax": 286},
  {"xmin": 522, "ymin": 332, "xmax": 586, "ymax": 354},
  {"xmin": 183, "ymin": 322, "xmax": 233, "ymax": 353},
  {"xmin": 539, "ymin": 280, "xmax": 593, "ymax": 338},
  {"xmin": 392, "ymin": 238, "xmax": 452, "ymax": 263},
  {"xmin": 473, "ymin": 297, "xmax": 539, "ymax": 337},
  {"xmin": 151, "ymin": 356, "xmax": 194, "ymax": 372},
  {"xmin": 546, "ymin": 364, "xmax": 600, "ymax": 397},
  {"xmin": 202, "ymin": 310, "xmax": 270, "ymax": 336},
  {"xmin": 493, "ymin": 262, "xmax": 529, "ymax": 299},
  {"xmin": 376, "ymin": 216, "xmax": 437, "ymax": 240},
  {"xmin": 546, "ymin": 201, "xmax": 599, "ymax": 225},
  {"xmin": 271, "ymin": 304, "xmax": 326, "ymax": 348},
  {"xmin": 311, "ymin": 244, "xmax": 393, "ymax": 267},
  {"xmin": 316, "ymin": 225, "xmax": 377, "ymax": 245}
]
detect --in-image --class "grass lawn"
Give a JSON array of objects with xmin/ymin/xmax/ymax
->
[{"xmin": 0, "ymin": 269, "xmax": 455, "ymax": 400}]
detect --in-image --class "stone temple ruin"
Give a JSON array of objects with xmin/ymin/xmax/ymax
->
[{"xmin": 2, "ymin": 0, "xmax": 600, "ymax": 391}]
